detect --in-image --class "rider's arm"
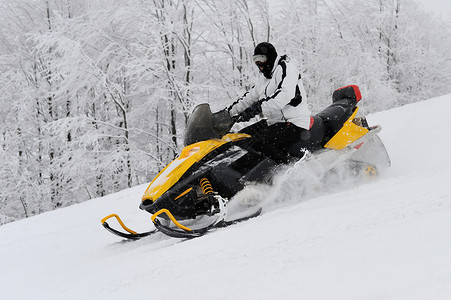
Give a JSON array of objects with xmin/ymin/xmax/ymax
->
[
  {"xmin": 228, "ymin": 85, "xmax": 259, "ymax": 117},
  {"xmin": 259, "ymin": 58, "xmax": 299, "ymax": 115}
]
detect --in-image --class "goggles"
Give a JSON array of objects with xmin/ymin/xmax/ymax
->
[{"xmin": 252, "ymin": 54, "xmax": 267, "ymax": 66}]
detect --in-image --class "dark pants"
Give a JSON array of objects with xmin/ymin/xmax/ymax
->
[{"xmin": 239, "ymin": 120, "xmax": 306, "ymax": 163}]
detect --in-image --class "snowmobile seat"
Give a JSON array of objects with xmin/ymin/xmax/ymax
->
[
  {"xmin": 316, "ymin": 85, "xmax": 362, "ymax": 146},
  {"xmin": 288, "ymin": 115, "xmax": 325, "ymax": 157}
]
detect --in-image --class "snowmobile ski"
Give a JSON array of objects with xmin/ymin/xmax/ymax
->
[
  {"xmin": 101, "ymin": 208, "xmax": 262, "ymax": 240},
  {"xmin": 152, "ymin": 208, "xmax": 263, "ymax": 239},
  {"xmin": 101, "ymin": 214, "xmax": 157, "ymax": 240}
]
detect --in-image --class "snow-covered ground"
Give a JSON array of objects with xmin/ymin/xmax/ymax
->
[{"xmin": 1, "ymin": 95, "xmax": 451, "ymax": 300}]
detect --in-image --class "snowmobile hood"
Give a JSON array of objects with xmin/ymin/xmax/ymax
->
[{"xmin": 142, "ymin": 133, "xmax": 250, "ymax": 203}]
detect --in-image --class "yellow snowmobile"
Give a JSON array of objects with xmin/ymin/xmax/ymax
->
[{"xmin": 101, "ymin": 85, "xmax": 390, "ymax": 239}]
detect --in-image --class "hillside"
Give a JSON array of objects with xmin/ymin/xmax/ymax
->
[{"xmin": 1, "ymin": 95, "xmax": 451, "ymax": 300}]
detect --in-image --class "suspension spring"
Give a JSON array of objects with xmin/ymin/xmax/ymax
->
[{"xmin": 200, "ymin": 177, "xmax": 214, "ymax": 195}]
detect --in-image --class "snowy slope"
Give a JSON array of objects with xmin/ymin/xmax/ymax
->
[{"xmin": 1, "ymin": 95, "xmax": 451, "ymax": 300}]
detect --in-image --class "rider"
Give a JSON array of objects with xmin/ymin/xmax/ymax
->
[{"xmin": 228, "ymin": 42, "xmax": 312, "ymax": 163}]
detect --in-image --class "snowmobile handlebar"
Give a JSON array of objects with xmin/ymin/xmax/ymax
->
[{"xmin": 231, "ymin": 115, "xmax": 241, "ymax": 124}]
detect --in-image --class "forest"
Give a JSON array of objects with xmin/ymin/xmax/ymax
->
[{"xmin": 1, "ymin": 0, "xmax": 450, "ymax": 224}]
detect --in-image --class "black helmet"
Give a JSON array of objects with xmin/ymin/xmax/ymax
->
[{"xmin": 253, "ymin": 42, "xmax": 278, "ymax": 78}]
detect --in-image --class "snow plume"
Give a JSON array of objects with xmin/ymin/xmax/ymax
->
[
  {"xmin": 266, "ymin": 159, "xmax": 325, "ymax": 206},
  {"xmin": 228, "ymin": 154, "xmax": 331, "ymax": 216},
  {"xmin": 231, "ymin": 149, "xmax": 375, "ymax": 216}
]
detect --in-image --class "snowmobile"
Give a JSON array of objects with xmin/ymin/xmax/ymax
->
[{"xmin": 101, "ymin": 85, "xmax": 390, "ymax": 240}]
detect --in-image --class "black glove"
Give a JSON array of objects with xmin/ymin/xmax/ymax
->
[{"xmin": 240, "ymin": 102, "xmax": 262, "ymax": 122}]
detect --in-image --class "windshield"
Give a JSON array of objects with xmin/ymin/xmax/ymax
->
[{"xmin": 184, "ymin": 104, "xmax": 232, "ymax": 146}]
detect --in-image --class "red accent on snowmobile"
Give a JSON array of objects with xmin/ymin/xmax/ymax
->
[
  {"xmin": 354, "ymin": 142, "xmax": 365, "ymax": 149},
  {"xmin": 334, "ymin": 85, "xmax": 362, "ymax": 102}
]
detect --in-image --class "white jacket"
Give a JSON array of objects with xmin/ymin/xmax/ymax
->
[{"xmin": 229, "ymin": 55, "xmax": 311, "ymax": 129}]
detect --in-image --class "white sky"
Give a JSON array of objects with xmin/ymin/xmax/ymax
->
[
  {"xmin": 417, "ymin": 0, "xmax": 451, "ymax": 20},
  {"xmin": 269, "ymin": 0, "xmax": 451, "ymax": 20}
]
